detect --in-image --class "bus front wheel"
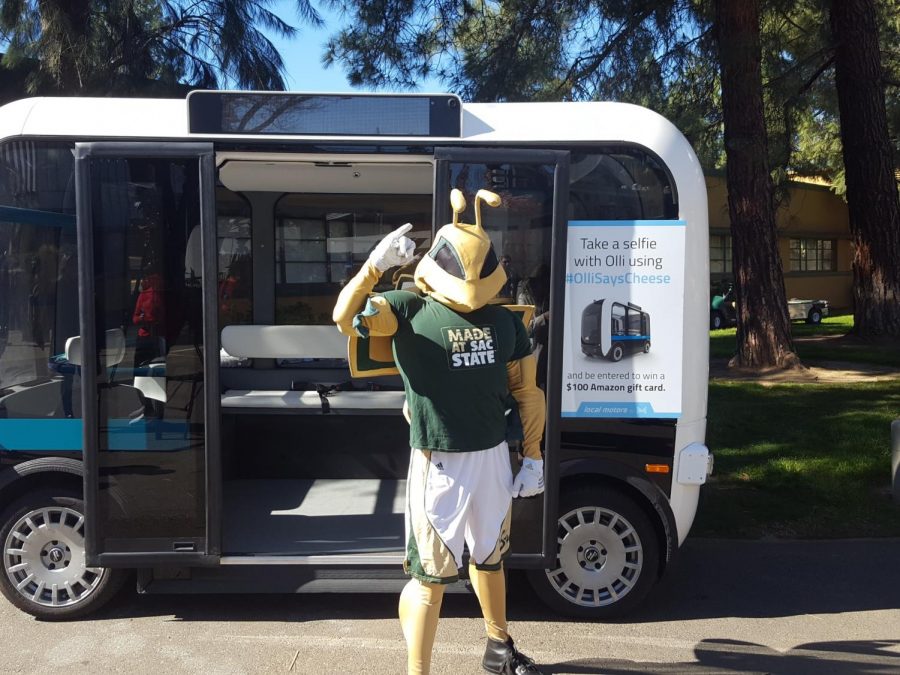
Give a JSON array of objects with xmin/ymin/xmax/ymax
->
[
  {"xmin": 0, "ymin": 489, "xmax": 126, "ymax": 620},
  {"xmin": 527, "ymin": 485, "xmax": 660, "ymax": 619},
  {"xmin": 610, "ymin": 344, "xmax": 625, "ymax": 362}
]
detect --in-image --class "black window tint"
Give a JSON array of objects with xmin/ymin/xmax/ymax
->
[
  {"xmin": 569, "ymin": 149, "xmax": 677, "ymax": 220},
  {"xmin": 446, "ymin": 162, "xmax": 555, "ymax": 305},
  {"xmin": 86, "ymin": 155, "xmax": 207, "ymax": 548},
  {"xmin": 0, "ymin": 141, "xmax": 80, "ymax": 427},
  {"xmin": 581, "ymin": 302, "xmax": 603, "ymax": 342},
  {"xmin": 611, "ymin": 303, "xmax": 626, "ymax": 335}
]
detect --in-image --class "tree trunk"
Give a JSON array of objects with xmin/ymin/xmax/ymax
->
[
  {"xmin": 830, "ymin": 0, "xmax": 900, "ymax": 338},
  {"xmin": 714, "ymin": 0, "xmax": 797, "ymax": 368}
]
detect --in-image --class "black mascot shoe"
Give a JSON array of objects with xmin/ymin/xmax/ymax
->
[{"xmin": 482, "ymin": 637, "xmax": 544, "ymax": 674}]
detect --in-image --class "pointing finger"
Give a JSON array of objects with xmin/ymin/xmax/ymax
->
[{"xmin": 392, "ymin": 223, "xmax": 413, "ymax": 238}]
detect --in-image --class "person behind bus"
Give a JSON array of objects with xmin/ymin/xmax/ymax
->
[{"xmin": 334, "ymin": 189, "xmax": 545, "ymax": 675}]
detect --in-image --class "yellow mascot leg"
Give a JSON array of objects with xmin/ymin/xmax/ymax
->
[
  {"xmin": 399, "ymin": 578, "xmax": 446, "ymax": 675},
  {"xmin": 469, "ymin": 564, "xmax": 509, "ymax": 642}
]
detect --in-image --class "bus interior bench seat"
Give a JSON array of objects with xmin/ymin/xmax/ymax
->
[{"xmin": 220, "ymin": 325, "xmax": 404, "ymax": 415}]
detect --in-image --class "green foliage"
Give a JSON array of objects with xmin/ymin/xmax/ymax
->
[
  {"xmin": 325, "ymin": 0, "xmax": 898, "ymax": 183},
  {"xmin": 0, "ymin": 0, "xmax": 323, "ymax": 97},
  {"xmin": 324, "ymin": 0, "xmax": 732, "ymax": 161},
  {"xmin": 696, "ymin": 380, "xmax": 900, "ymax": 538},
  {"xmin": 762, "ymin": 0, "xmax": 900, "ymax": 196},
  {"xmin": 710, "ymin": 314, "xmax": 900, "ymax": 366}
]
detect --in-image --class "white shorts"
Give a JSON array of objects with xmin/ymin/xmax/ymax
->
[{"xmin": 404, "ymin": 441, "xmax": 514, "ymax": 584}]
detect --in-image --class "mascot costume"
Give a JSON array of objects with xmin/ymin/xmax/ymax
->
[{"xmin": 334, "ymin": 189, "xmax": 546, "ymax": 675}]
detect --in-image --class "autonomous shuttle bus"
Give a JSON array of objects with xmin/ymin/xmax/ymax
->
[
  {"xmin": 581, "ymin": 300, "xmax": 652, "ymax": 361},
  {"xmin": 0, "ymin": 92, "xmax": 711, "ymax": 620}
]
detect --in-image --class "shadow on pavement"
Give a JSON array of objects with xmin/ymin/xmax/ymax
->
[
  {"xmin": 507, "ymin": 538, "xmax": 900, "ymax": 623},
  {"xmin": 629, "ymin": 539, "xmax": 900, "ymax": 623},
  {"xmin": 87, "ymin": 538, "xmax": 900, "ymax": 625},
  {"xmin": 545, "ymin": 639, "xmax": 900, "ymax": 674}
]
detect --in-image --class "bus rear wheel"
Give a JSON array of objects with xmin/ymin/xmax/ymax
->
[
  {"xmin": 527, "ymin": 485, "xmax": 659, "ymax": 619},
  {"xmin": 0, "ymin": 489, "xmax": 126, "ymax": 620}
]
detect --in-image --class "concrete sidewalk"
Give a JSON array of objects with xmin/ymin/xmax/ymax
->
[{"xmin": 2, "ymin": 538, "xmax": 899, "ymax": 674}]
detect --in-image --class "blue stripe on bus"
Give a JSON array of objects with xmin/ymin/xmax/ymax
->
[
  {"xmin": 612, "ymin": 335, "xmax": 650, "ymax": 341},
  {"xmin": 0, "ymin": 418, "xmax": 190, "ymax": 452},
  {"xmin": 0, "ymin": 419, "xmax": 82, "ymax": 451},
  {"xmin": 562, "ymin": 402, "xmax": 680, "ymax": 419},
  {"xmin": 0, "ymin": 205, "xmax": 76, "ymax": 229}
]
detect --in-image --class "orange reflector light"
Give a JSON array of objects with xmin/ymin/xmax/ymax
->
[{"xmin": 645, "ymin": 464, "xmax": 670, "ymax": 474}]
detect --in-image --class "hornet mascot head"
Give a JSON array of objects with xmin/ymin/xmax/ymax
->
[{"xmin": 414, "ymin": 189, "xmax": 506, "ymax": 312}]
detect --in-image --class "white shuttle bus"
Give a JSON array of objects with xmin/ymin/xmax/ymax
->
[
  {"xmin": 0, "ymin": 92, "xmax": 711, "ymax": 620},
  {"xmin": 581, "ymin": 300, "xmax": 652, "ymax": 362}
]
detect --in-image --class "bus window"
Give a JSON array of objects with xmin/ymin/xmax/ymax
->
[
  {"xmin": 569, "ymin": 149, "xmax": 677, "ymax": 221},
  {"xmin": 627, "ymin": 306, "xmax": 643, "ymax": 335},
  {"xmin": 0, "ymin": 141, "xmax": 80, "ymax": 422},
  {"xmin": 447, "ymin": 162, "xmax": 555, "ymax": 306},
  {"xmin": 441, "ymin": 159, "xmax": 556, "ymax": 392},
  {"xmin": 86, "ymin": 155, "xmax": 207, "ymax": 547},
  {"xmin": 216, "ymin": 187, "xmax": 252, "ymax": 330},
  {"xmin": 611, "ymin": 302, "xmax": 626, "ymax": 336},
  {"xmin": 273, "ymin": 193, "xmax": 432, "ymax": 328}
]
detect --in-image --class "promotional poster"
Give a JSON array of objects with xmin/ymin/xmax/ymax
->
[{"xmin": 561, "ymin": 220, "xmax": 686, "ymax": 418}]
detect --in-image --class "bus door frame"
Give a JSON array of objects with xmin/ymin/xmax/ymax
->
[
  {"xmin": 433, "ymin": 147, "xmax": 569, "ymax": 568},
  {"xmin": 74, "ymin": 142, "xmax": 222, "ymax": 567}
]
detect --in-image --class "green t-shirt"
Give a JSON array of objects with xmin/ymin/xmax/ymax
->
[{"xmin": 374, "ymin": 291, "xmax": 532, "ymax": 452}]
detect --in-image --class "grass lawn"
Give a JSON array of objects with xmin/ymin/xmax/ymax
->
[
  {"xmin": 693, "ymin": 379, "xmax": 900, "ymax": 538},
  {"xmin": 709, "ymin": 314, "xmax": 900, "ymax": 367}
]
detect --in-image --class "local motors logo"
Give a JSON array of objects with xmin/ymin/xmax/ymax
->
[{"xmin": 443, "ymin": 325, "xmax": 497, "ymax": 369}]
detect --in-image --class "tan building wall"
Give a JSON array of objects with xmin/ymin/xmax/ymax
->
[{"xmin": 705, "ymin": 174, "xmax": 853, "ymax": 311}]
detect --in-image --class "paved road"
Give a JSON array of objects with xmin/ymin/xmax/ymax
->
[{"xmin": 3, "ymin": 539, "xmax": 900, "ymax": 674}]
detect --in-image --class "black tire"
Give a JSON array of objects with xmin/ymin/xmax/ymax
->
[
  {"xmin": 642, "ymin": 341, "xmax": 651, "ymax": 354},
  {"xmin": 807, "ymin": 308, "xmax": 822, "ymax": 324},
  {"xmin": 0, "ymin": 489, "xmax": 127, "ymax": 620},
  {"xmin": 527, "ymin": 485, "xmax": 660, "ymax": 619},
  {"xmin": 710, "ymin": 311, "xmax": 724, "ymax": 330},
  {"xmin": 610, "ymin": 343, "xmax": 625, "ymax": 362}
]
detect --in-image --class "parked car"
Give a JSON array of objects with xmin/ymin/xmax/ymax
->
[
  {"xmin": 788, "ymin": 298, "xmax": 829, "ymax": 324},
  {"xmin": 711, "ymin": 285, "xmax": 829, "ymax": 328}
]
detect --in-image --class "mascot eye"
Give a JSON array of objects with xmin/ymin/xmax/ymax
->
[
  {"xmin": 480, "ymin": 245, "xmax": 499, "ymax": 279},
  {"xmin": 430, "ymin": 238, "xmax": 465, "ymax": 279}
]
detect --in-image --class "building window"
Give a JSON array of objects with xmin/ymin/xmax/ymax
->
[
  {"xmin": 790, "ymin": 238, "xmax": 835, "ymax": 272},
  {"xmin": 710, "ymin": 234, "xmax": 732, "ymax": 274}
]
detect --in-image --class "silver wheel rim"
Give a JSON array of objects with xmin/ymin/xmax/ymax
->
[
  {"xmin": 545, "ymin": 505, "xmax": 643, "ymax": 608},
  {"xmin": 4, "ymin": 505, "xmax": 105, "ymax": 608}
]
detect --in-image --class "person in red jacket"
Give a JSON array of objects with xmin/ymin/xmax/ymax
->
[{"xmin": 132, "ymin": 270, "xmax": 166, "ymax": 369}]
